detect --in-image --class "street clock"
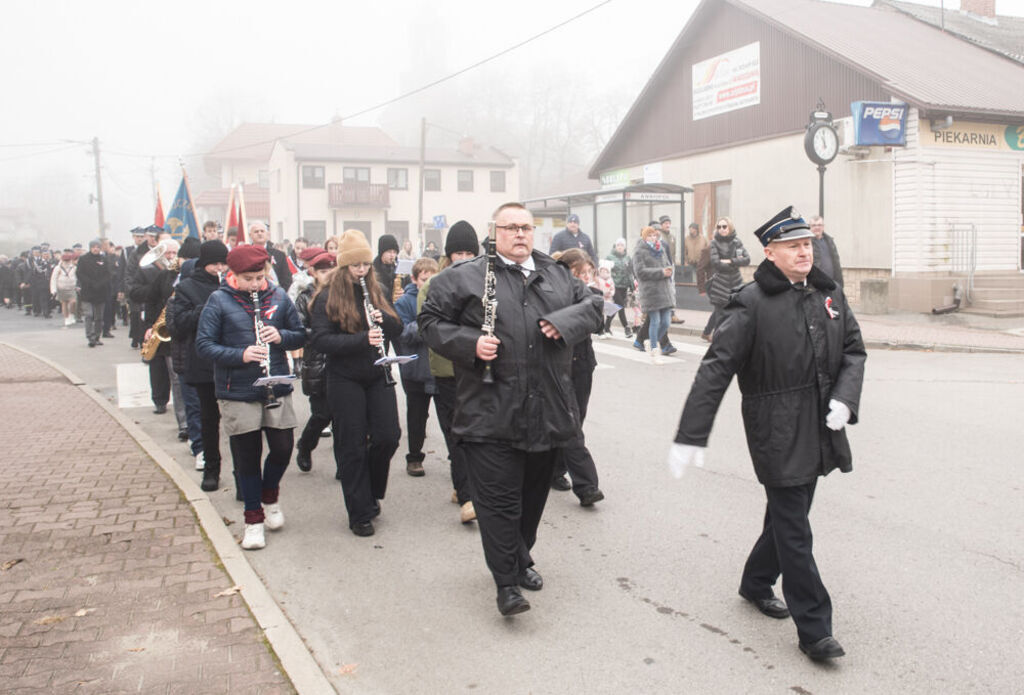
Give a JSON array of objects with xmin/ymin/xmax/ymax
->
[{"xmin": 804, "ymin": 107, "xmax": 839, "ymax": 165}]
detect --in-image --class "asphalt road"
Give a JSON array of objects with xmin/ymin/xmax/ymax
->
[{"xmin": 2, "ymin": 309, "xmax": 1021, "ymax": 694}]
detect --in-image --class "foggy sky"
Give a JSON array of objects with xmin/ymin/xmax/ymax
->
[{"xmin": 2, "ymin": 0, "xmax": 1021, "ymax": 246}]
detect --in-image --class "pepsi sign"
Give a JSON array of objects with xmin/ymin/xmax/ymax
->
[{"xmin": 851, "ymin": 101, "xmax": 907, "ymax": 146}]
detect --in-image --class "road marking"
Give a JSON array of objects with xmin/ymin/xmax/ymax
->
[
  {"xmin": 593, "ymin": 339, "xmax": 705, "ymax": 365},
  {"xmin": 116, "ymin": 362, "xmax": 156, "ymax": 408}
]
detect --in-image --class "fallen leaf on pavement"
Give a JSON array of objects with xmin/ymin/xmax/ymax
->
[
  {"xmin": 1, "ymin": 558, "xmax": 25, "ymax": 571},
  {"xmin": 127, "ymin": 647, "xmax": 145, "ymax": 653},
  {"xmin": 215, "ymin": 586, "xmax": 242, "ymax": 597},
  {"xmin": 74, "ymin": 608, "xmax": 96, "ymax": 617},
  {"xmin": 34, "ymin": 615, "xmax": 67, "ymax": 625},
  {"xmin": 338, "ymin": 664, "xmax": 358, "ymax": 675},
  {"xmin": 222, "ymin": 516, "xmax": 235, "ymax": 526}
]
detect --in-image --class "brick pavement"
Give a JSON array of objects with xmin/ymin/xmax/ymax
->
[{"xmin": 0, "ymin": 345, "xmax": 296, "ymax": 694}]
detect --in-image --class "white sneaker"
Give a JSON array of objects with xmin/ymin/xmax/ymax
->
[
  {"xmin": 241, "ymin": 523, "xmax": 266, "ymax": 549},
  {"xmin": 63, "ymin": 316, "xmax": 74, "ymax": 327},
  {"xmin": 194, "ymin": 451, "xmax": 205, "ymax": 470},
  {"xmin": 264, "ymin": 503, "xmax": 284, "ymax": 531},
  {"xmin": 651, "ymin": 349, "xmax": 665, "ymax": 365}
]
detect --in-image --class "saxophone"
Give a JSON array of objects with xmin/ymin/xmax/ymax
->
[
  {"xmin": 252, "ymin": 290, "xmax": 281, "ymax": 409},
  {"xmin": 141, "ymin": 306, "xmax": 171, "ymax": 362}
]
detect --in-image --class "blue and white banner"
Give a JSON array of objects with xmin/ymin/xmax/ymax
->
[{"xmin": 164, "ymin": 174, "xmax": 200, "ymax": 241}]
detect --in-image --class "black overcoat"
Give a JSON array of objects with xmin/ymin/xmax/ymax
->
[
  {"xmin": 675, "ymin": 260, "xmax": 866, "ymax": 487},
  {"xmin": 419, "ymin": 252, "xmax": 603, "ymax": 451}
]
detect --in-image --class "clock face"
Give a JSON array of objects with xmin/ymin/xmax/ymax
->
[{"xmin": 813, "ymin": 126, "xmax": 839, "ymax": 161}]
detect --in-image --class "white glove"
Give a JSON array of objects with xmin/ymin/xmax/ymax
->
[
  {"xmin": 825, "ymin": 399, "xmax": 851, "ymax": 431},
  {"xmin": 668, "ymin": 443, "xmax": 705, "ymax": 479}
]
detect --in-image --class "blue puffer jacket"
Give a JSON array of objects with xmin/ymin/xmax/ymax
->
[{"xmin": 195, "ymin": 281, "xmax": 305, "ymax": 402}]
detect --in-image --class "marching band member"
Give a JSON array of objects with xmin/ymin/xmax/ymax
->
[
  {"xmin": 309, "ymin": 230, "xmax": 402, "ymax": 537},
  {"xmin": 195, "ymin": 245, "xmax": 305, "ymax": 550}
]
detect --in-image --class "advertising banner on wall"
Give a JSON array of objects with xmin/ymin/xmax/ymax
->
[
  {"xmin": 851, "ymin": 101, "xmax": 908, "ymax": 146},
  {"xmin": 691, "ymin": 42, "xmax": 760, "ymax": 121}
]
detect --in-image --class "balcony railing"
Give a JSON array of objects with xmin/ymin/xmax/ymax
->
[{"xmin": 328, "ymin": 182, "xmax": 390, "ymax": 208}]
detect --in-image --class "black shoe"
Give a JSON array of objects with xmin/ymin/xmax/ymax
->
[
  {"xmin": 296, "ymin": 444, "xmax": 312, "ymax": 472},
  {"xmin": 799, "ymin": 636, "xmax": 846, "ymax": 661},
  {"xmin": 131, "ymin": 340, "xmax": 139, "ymax": 349},
  {"xmin": 102, "ymin": 332, "xmax": 114, "ymax": 338},
  {"xmin": 551, "ymin": 475, "xmax": 571, "ymax": 491},
  {"xmin": 517, "ymin": 567, "xmax": 543, "ymax": 591},
  {"xmin": 153, "ymin": 404, "xmax": 167, "ymax": 414},
  {"xmin": 496, "ymin": 586, "xmax": 531, "ymax": 616},
  {"xmin": 177, "ymin": 430, "xmax": 189, "ymax": 442},
  {"xmin": 738, "ymin": 588, "xmax": 790, "ymax": 619},
  {"xmin": 94, "ymin": 340, "xmax": 103, "ymax": 345},
  {"xmin": 88, "ymin": 341, "xmax": 96, "ymax": 348},
  {"xmin": 624, "ymin": 328, "xmax": 634, "ymax": 339},
  {"xmin": 662, "ymin": 344, "xmax": 678, "ymax": 355},
  {"xmin": 579, "ymin": 488, "xmax": 605, "ymax": 507},
  {"xmin": 351, "ymin": 521, "xmax": 375, "ymax": 537},
  {"xmin": 406, "ymin": 460, "xmax": 425, "ymax": 477},
  {"xmin": 200, "ymin": 473, "xmax": 219, "ymax": 492}
]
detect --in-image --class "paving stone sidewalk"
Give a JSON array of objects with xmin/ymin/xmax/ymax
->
[{"xmin": 0, "ymin": 345, "xmax": 295, "ymax": 694}]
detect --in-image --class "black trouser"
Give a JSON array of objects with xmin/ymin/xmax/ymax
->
[
  {"xmin": 229, "ymin": 426, "xmax": 292, "ymax": 523},
  {"xmin": 31, "ymin": 284, "xmax": 49, "ymax": 317},
  {"xmin": 461, "ymin": 442, "xmax": 555, "ymax": 587},
  {"xmin": 636, "ymin": 314, "xmax": 670, "ymax": 347},
  {"xmin": 298, "ymin": 393, "xmax": 331, "ymax": 453},
  {"xmin": 704, "ymin": 306, "xmax": 724, "ymax": 336},
  {"xmin": 149, "ymin": 354, "xmax": 171, "ymax": 406},
  {"xmin": 740, "ymin": 480, "xmax": 832, "ymax": 644},
  {"xmin": 605, "ymin": 286, "xmax": 631, "ymax": 334},
  {"xmin": 433, "ymin": 377, "xmax": 472, "ymax": 505},
  {"xmin": 192, "ymin": 382, "xmax": 222, "ymax": 475},
  {"xmin": 401, "ymin": 379, "xmax": 432, "ymax": 464},
  {"xmin": 129, "ymin": 307, "xmax": 144, "ymax": 343},
  {"xmin": 552, "ymin": 362, "xmax": 599, "ymax": 497},
  {"xmin": 82, "ymin": 301, "xmax": 104, "ymax": 344},
  {"xmin": 103, "ymin": 293, "xmax": 116, "ymax": 333},
  {"xmin": 326, "ymin": 375, "xmax": 400, "ymax": 527}
]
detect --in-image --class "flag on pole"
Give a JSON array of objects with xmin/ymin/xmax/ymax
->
[
  {"xmin": 164, "ymin": 169, "xmax": 200, "ymax": 241},
  {"xmin": 225, "ymin": 184, "xmax": 238, "ymax": 243},
  {"xmin": 154, "ymin": 187, "xmax": 165, "ymax": 227},
  {"xmin": 235, "ymin": 185, "xmax": 248, "ymax": 244}
]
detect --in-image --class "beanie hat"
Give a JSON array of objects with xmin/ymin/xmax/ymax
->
[
  {"xmin": 377, "ymin": 233, "xmax": 400, "ymax": 255},
  {"xmin": 197, "ymin": 240, "xmax": 228, "ymax": 268},
  {"xmin": 89, "ymin": 238, "xmax": 102, "ymax": 249},
  {"xmin": 226, "ymin": 244, "xmax": 270, "ymax": 273},
  {"xmin": 445, "ymin": 220, "xmax": 478, "ymax": 258},
  {"xmin": 336, "ymin": 230, "xmax": 373, "ymax": 267},
  {"xmin": 179, "ymin": 236, "xmax": 201, "ymax": 260}
]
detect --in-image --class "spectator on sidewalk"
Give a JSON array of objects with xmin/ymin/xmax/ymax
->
[
  {"xmin": 809, "ymin": 216, "xmax": 843, "ymax": 288},
  {"xmin": 703, "ymin": 217, "xmax": 750, "ymax": 341},
  {"xmin": 77, "ymin": 239, "xmax": 111, "ymax": 347},
  {"xmin": 633, "ymin": 226, "xmax": 676, "ymax": 365},
  {"xmin": 549, "ymin": 213, "xmax": 597, "ymax": 264},
  {"xmin": 605, "ymin": 238, "xmax": 633, "ymax": 339},
  {"xmin": 684, "ymin": 222, "xmax": 709, "ymax": 284}
]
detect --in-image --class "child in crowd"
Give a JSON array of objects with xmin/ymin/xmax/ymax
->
[
  {"xmin": 594, "ymin": 259, "xmax": 615, "ymax": 339},
  {"xmin": 50, "ymin": 252, "xmax": 78, "ymax": 327}
]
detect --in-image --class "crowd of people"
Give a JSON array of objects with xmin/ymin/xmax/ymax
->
[{"xmin": 0, "ymin": 203, "xmax": 862, "ymax": 661}]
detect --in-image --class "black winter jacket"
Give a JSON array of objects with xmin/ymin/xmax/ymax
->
[
  {"xmin": 195, "ymin": 282, "xmax": 305, "ymax": 402},
  {"xmin": 707, "ymin": 233, "xmax": 750, "ymax": 308},
  {"xmin": 309, "ymin": 282, "xmax": 403, "ymax": 386},
  {"xmin": 166, "ymin": 267, "xmax": 221, "ymax": 384},
  {"xmin": 76, "ymin": 253, "xmax": 111, "ymax": 303},
  {"xmin": 294, "ymin": 284, "xmax": 327, "ymax": 397},
  {"xmin": 675, "ymin": 260, "xmax": 866, "ymax": 487},
  {"xmin": 419, "ymin": 252, "xmax": 604, "ymax": 451}
]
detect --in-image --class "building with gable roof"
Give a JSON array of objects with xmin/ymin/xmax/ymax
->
[{"xmin": 586, "ymin": 0, "xmax": 1024, "ymax": 314}]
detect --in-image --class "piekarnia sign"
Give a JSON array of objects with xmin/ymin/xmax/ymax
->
[{"xmin": 919, "ymin": 118, "xmax": 1024, "ymax": 152}]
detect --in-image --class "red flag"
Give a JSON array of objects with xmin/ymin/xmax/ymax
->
[
  {"xmin": 286, "ymin": 255, "xmax": 299, "ymax": 274},
  {"xmin": 154, "ymin": 187, "xmax": 165, "ymax": 227}
]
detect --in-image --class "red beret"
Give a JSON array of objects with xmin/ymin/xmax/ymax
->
[
  {"xmin": 308, "ymin": 251, "xmax": 337, "ymax": 270},
  {"xmin": 226, "ymin": 245, "xmax": 270, "ymax": 273},
  {"xmin": 298, "ymin": 246, "xmax": 324, "ymax": 262}
]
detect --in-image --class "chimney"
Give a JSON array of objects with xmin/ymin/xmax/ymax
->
[
  {"xmin": 458, "ymin": 136, "xmax": 476, "ymax": 157},
  {"xmin": 960, "ymin": 0, "xmax": 996, "ymax": 18}
]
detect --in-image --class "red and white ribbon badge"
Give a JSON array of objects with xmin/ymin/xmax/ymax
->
[{"xmin": 824, "ymin": 297, "xmax": 839, "ymax": 320}]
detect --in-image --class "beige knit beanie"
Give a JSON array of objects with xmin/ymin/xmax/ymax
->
[{"xmin": 335, "ymin": 229, "xmax": 373, "ymax": 267}]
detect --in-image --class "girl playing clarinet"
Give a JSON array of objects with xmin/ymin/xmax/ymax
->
[
  {"xmin": 195, "ymin": 245, "xmax": 305, "ymax": 550},
  {"xmin": 310, "ymin": 230, "xmax": 403, "ymax": 537}
]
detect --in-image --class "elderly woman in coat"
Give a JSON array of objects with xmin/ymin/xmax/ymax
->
[{"xmin": 632, "ymin": 226, "xmax": 675, "ymax": 365}]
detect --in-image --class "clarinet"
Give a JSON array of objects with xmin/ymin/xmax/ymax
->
[
  {"xmin": 251, "ymin": 290, "xmax": 281, "ymax": 410},
  {"xmin": 481, "ymin": 223, "xmax": 498, "ymax": 384},
  {"xmin": 359, "ymin": 276, "xmax": 396, "ymax": 387}
]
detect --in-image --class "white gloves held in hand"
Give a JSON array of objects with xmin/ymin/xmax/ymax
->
[
  {"xmin": 825, "ymin": 399, "xmax": 851, "ymax": 431},
  {"xmin": 668, "ymin": 443, "xmax": 705, "ymax": 479}
]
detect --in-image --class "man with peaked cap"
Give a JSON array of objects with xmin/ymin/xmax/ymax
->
[{"xmin": 669, "ymin": 206, "xmax": 866, "ymax": 662}]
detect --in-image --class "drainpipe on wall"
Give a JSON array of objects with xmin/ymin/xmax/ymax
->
[{"xmin": 295, "ymin": 162, "xmax": 302, "ymax": 242}]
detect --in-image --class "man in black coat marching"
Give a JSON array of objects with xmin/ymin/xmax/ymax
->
[
  {"xmin": 76, "ymin": 239, "xmax": 111, "ymax": 347},
  {"xmin": 670, "ymin": 206, "xmax": 865, "ymax": 661},
  {"xmin": 420, "ymin": 202, "xmax": 603, "ymax": 616}
]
